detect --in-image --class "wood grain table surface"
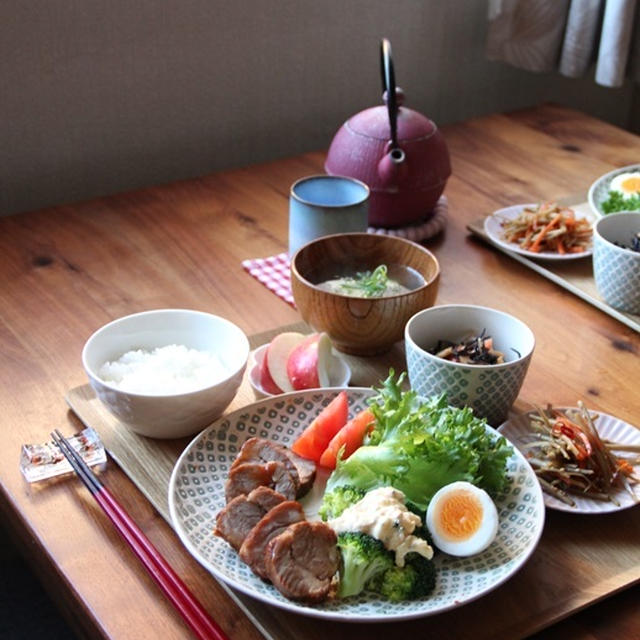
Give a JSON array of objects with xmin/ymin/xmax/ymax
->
[{"xmin": 0, "ymin": 103, "xmax": 638, "ymax": 640}]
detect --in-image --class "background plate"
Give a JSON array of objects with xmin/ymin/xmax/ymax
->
[
  {"xmin": 499, "ymin": 409, "xmax": 640, "ymax": 513},
  {"xmin": 484, "ymin": 203, "xmax": 593, "ymax": 260},
  {"xmin": 168, "ymin": 388, "xmax": 545, "ymax": 622}
]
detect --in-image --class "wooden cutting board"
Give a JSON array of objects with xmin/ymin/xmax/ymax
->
[{"xmin": 65, "ymin": 323, "xmax": 640, "ymax": 640}]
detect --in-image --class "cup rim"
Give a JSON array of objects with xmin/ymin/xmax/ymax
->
[
  {"xmin": 290, "ymin": 232, "xmax": 441, "ymax": 298},
  {"xmin": 593, "ymin": 211, "xmax": 640, "ymax": 256},
  {"xmin": 405, "ymin": 303, "xmax": 535, "ymax": 369},
  {"xmin": 290, "ymin": 174, "xmax": 370, "ymax": 208}
]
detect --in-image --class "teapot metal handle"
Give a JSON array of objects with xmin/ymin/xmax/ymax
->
[{"xmin": 380, "ymin": 38, "xmax": 400, "ymax": 153}]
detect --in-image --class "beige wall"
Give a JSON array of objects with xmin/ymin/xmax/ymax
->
[{"xmin": 1, "ymin": 0, "xmax": 635, "ymax": 215}]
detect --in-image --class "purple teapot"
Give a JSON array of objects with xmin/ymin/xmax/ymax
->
[{"xmin": 325, "ymin": 39, "xmax": 451, "ymax": 228}]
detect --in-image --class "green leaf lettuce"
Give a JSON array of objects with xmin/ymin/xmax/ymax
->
[{"xmin": 325, "ymin": 371, "xmax": 513, "ymax": 511}]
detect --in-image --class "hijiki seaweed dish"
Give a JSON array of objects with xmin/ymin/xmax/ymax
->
[{"xmin": 428, "ymin": 330, "xmax": 515, "ymax": 365}]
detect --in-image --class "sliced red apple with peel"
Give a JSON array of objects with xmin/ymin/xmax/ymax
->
[
  {"xmin": 266, "ymin": 332, "xmax": 306, "ymax": 393},
  {"xmin": 315, "ymin": 333, "xmax": 333, "ymax": 387},
  {"xmin": 259, "ymin": 349, "xmax": 283, "ymax": 394},
  {"xmin": 287, "ymin": 332, "xmax": 333, "ymax": 390}
]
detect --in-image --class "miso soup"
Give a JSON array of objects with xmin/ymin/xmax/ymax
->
[{"xmin": 316, "ymin": 264, "xmax": 425, "ymax": 298}]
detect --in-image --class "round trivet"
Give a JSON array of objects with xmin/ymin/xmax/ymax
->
[{"xmin": 367, "ymin": 195, "xmax": 448, "ymax": 242}]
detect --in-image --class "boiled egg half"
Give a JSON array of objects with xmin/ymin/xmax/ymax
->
[
  {"xmin": 426, "ymin": 481, "xmax": 498, "ymax": 556},
  {"xmin": 609, "ymin": 172, "xmax": 640, "ymax": 197}
]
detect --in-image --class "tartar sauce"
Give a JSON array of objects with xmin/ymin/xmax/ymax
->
[{"xmin": 328, "ymin": 486, "xmax": 433, "ymax": 566}]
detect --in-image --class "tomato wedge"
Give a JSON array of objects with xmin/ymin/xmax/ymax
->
[
  {"xmin": 291, "ymin": 391, "xmax": 349, "ymax": 462},
  {"xmin": 319, "ymin": 408, "xmax": 375, "ymax": 469}
]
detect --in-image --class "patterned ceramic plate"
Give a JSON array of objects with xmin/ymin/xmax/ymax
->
[
  {"xmin": 484, "ymin": 204, "xmax": 594, "ymax": 260},
  {"xmin": 588, "ymin": 163, "xmax": 640, "ymax": 217},
  {"xmin": 168, "ymin": 388, "xmax": 545, "ymax": 622},
  {"xmin": 499, "ymin": 408, "xmax": 640, "ymax": 513}
]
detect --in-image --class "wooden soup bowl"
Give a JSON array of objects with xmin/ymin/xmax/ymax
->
[{"xmin": 291, "ymin": 233, "xmax": 440, "ymax": 356}]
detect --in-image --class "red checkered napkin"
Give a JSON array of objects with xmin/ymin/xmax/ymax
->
[{"xmin": 242, "ymin": 252, "xmax": 296, "ymax": 307}]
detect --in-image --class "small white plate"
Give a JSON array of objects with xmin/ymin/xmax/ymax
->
[
  {"xmin": 499, "ymin": 408, "xmax": 640, "ymax": 513},
  {"xmin": 248, "ymin": 343, "xmax": 351, "ymax": 398},
  {"xmin": 588, "ymin": 163, "xmax": 640, "ymax": 218},
  {"xmin": 484, "ymin": 203, "xmax": 594, "ymax": 260},
  {"xmin": 168, "ymin": 389, "xmax": 545, "ymax": 622}
]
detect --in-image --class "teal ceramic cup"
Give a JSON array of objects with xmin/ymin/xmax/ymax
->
[
  {"xmin": 405, "ymin": 304, "xmax": 535, "ymax": 426},
  {"xmin": 288, "ymin": 175, "xmax": 370, "ymax": 257},
  {"xmin": 592, "ymin": 212, "xmax": 640, "ymax": 314}
]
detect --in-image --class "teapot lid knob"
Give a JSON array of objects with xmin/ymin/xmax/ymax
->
[{"xmin": 383, "ymin": 87, "xmax": 405, "ymax": 107}]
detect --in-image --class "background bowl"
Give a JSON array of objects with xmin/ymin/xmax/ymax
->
[
  {"xmin": 290, "ymin": 233, "xmax": 440, "ymax": 356},
  {"xmin": 82, "ymin": 309, "xmax": 249, "ymax": 439},
  {"xmin": 405, "ymin": 304, "xmax": 535, "ymax": 426},
  {"xmin": 592, "ymin": 212, "xmax": 640, "ymax": 314},
  {"xmin": 588, "ymin": 163, "xmax": 640, "ymax": 217},
  {"xmin": 248, "ymin": 343, "xmax": 351, "ymax": 399}
]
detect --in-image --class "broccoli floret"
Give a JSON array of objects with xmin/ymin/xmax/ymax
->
[
  {"xmin": 405, "ymin": 500, "xmax": 426, "ymax": 521},
  {"xmin": 401, "ymin": 501, "xmax": 438, "ymax": 552},
  {"xmin": 318, "ymin": 485, "xmax": 366, "ymax": 521},
  {"xmin": 410, "ymin": 523, "xmax": 434, "ymax": 549},
  {"xmin": 404, "ymin": 501, "xmax": 434, "ymax": 547},
  {"xmin": 336, "ymin": 532, "xmax": 395, "ymax": 598},
  {"xmin": 378, "ymin": 552, "xmax": 436, "ymax": 602}
]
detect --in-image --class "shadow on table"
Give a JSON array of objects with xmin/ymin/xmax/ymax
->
[{"xmin": 0, "ymin": 523, "xmax": 79, "ymax": 639}]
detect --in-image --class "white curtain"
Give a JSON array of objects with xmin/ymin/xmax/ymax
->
[{"xmin": 486, "ymin": 0, "xmax": 639, "ymax": 87}]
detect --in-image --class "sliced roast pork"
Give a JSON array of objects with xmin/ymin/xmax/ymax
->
[
  {"xmin": 231, "ymin": 437, "xmax": 316, "ymax": 497},
  {"xmin": 246, "ymin": 485, "xmax": 287, "ymax": 513},
  {"xmin": 264, "ymin": 521, "xmax": 339, "ymax": 603},
  {"xmin": 286, "ymin": 452, "xmax": 316, "ymax": 497},
  {"xmin": 224, "ymin": 460, "xmax": 297, "ymax": 502},
  {"xmin": 214, "ymin": 486, "xmax": 286, "ymax": 551},
  {"xmin": 239, "ymin": 500, "xmax": 305, "ymax": 579}
]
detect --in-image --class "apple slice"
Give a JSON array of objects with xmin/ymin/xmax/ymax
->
[
  {"xmin": 258, "ymin": 348, "xmax": 284, "ymax": 394},
  {"xmin": 266, "ymin": 332, "xmax": 306, "ymax": 393},
  {"xmin": 286, "ymin": 332, "xmax": 333, "ymax": 390},
  {"xmin": 315, "ymin": 333, "xmax": 333, "ymax": 387}
]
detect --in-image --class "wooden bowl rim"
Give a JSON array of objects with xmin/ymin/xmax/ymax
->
[{"xmin": 290, "ymin": 232, "xmax": 441, "ymax": 299}]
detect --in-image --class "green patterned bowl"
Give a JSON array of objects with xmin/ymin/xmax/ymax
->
[{"xmin": 405, "ymin": 305, "xmax": 535, "ymax": 426}]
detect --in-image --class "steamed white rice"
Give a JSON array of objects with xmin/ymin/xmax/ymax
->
[{"xmin": 98, "ymin": 344, "xmax": 229, "ymax": 395}]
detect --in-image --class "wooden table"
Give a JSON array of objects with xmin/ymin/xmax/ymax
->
[{"xmin": 0, "ymin": 104, "xmax": 638, "ymax": 640}]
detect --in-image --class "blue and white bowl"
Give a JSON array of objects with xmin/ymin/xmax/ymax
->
[
  {"xmin": 405, "ymin": 305, "xmax": 535, "ymax": 426},
  {"xmin": 592, "ymin": 212, "xmax": 640, "ymax": 314}
]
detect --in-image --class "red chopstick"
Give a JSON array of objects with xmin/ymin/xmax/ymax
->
[{"xmin": 51, "ymin": 429, "xmax": 229, "ymax": 640}]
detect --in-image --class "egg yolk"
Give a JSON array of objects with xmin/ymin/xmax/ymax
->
[
  {"xmin": 620, "ymin": 176, "xmax": 640, "ymax": 194},
  {"xmin": 434, "ymin": 490, "xmax": 483, "ymax": 540}
]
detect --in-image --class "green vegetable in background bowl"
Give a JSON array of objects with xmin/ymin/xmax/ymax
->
[
  {"xmin": 601, "ymin": 190, "xmax": 640, "ymax": 214},
  {"xmin": 589, "ymin": 166, "xmax": 640, "ymax": 217},
  {"xmin": 599, "ymin": 171, "xmax": 640, "ymax": 214}
]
